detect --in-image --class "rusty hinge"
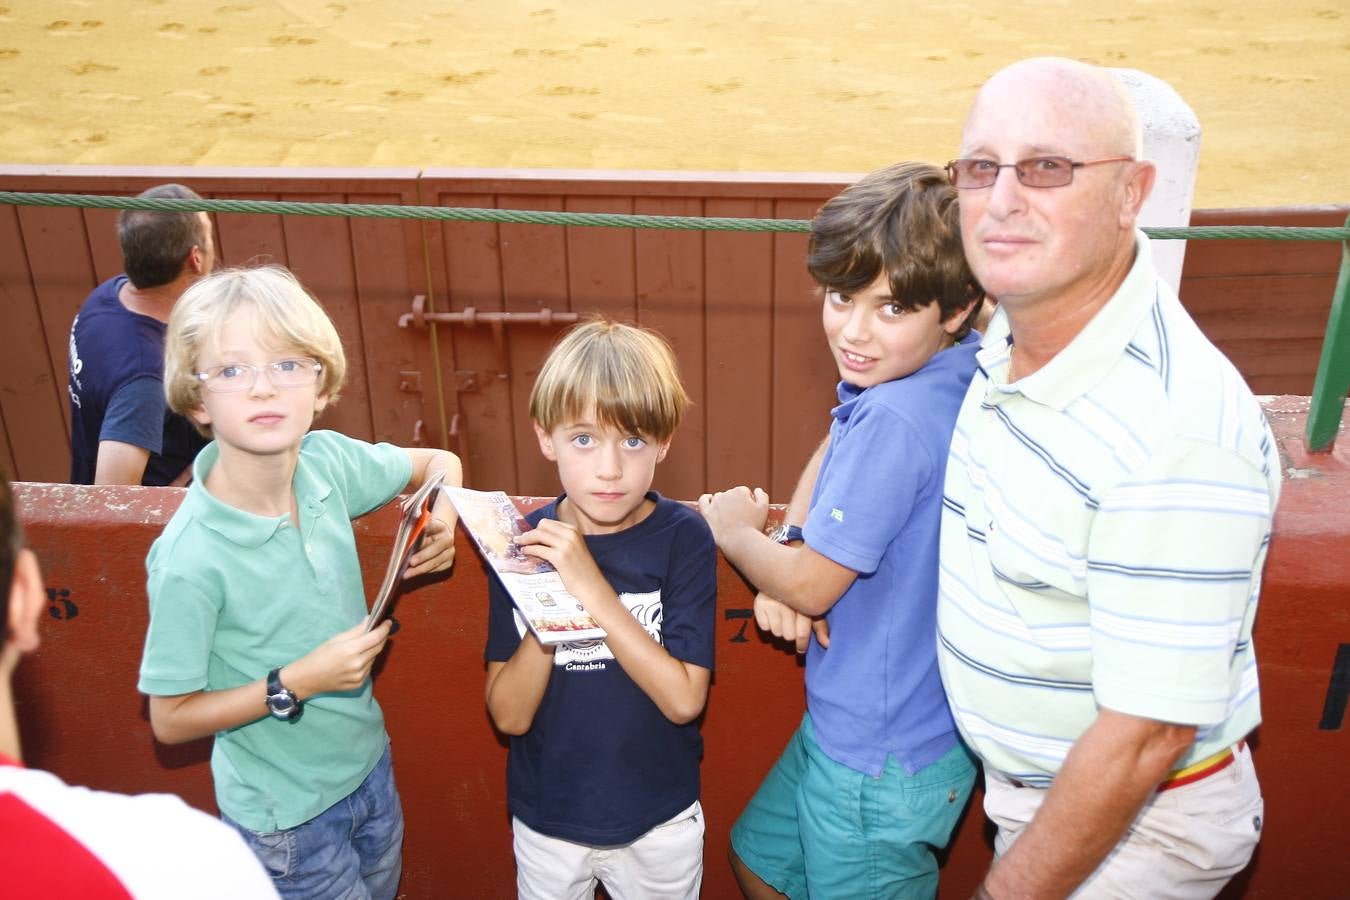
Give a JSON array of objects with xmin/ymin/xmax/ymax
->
[{"xmin": 398, "ymin": 295, "xmax": 579, "ymax": 330}]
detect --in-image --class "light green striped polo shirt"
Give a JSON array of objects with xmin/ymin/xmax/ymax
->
[
  {"xmin": 937, "ymin": 233, "xmax": 1281, "ymax": 784},
  {"xmin": 139, "ymin": 430, "xmax": 413, "ymax": 831}
]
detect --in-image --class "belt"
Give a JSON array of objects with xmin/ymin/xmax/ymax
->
[
  {"xmin": 1156, "ymin": 740, "xmax": 1245, "ymax": 792},
  {"xmin": 1000, "ymin": 740, "xmax": 1245, "ymax": 792}
]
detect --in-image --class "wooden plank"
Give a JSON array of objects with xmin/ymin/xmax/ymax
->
[
  {"xmin": 0, "ymin": 205, "xmax": 70, "ymax": 482},
  {"xmin": 279, "ymin": 191, "xmax": 373, "ymax": 443},
  {"xmin": 210, "ymin": 190, "xmax": 287, "ymax": 268},
  {"xmin": 704, "ymin": 198, "xmax": 774, "ymax": 494},
  {"xmin": 1181, "ymin": 274, "xmax": 1335, "ymax": 342},
  {"xmin": 16, "ymin": 204, "xmax": 99, "ymax": 455},
  {"xmin": 348, "ymin": 193, "xmax": 428, "ymax": 448},
  {"xmin": 83, "ymin": 206, "xmax": 124, "ymax": 283},
  {"xmin": 498, "ymin": 195, "xmax": 570, "ymax": 496},
  {"xmin": 426, "ymin": 189, "xmax": 515, "ymax": 492},
  {"xmin": 634, "ymin": 197, "xmax": 705, "ymax": 499},
  {"xmin": 770, "ymin": 197, "xmax": 837, "ymax": 501},
  {"xmin": 564, "ymin": 196, "xmax": 636, "ymax": 322},
  {"xmin": 1182, "ymin": 207, "xmax": 1346, "ymax": 278}
]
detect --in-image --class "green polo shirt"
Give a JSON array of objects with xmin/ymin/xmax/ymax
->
[
  {"xmin": 937, "ymin": 233, "xmax": 1281, "ymax": 783},
  {"xmin": 139, "ymin": 430, "xmax": 413, "ymax": 831}
]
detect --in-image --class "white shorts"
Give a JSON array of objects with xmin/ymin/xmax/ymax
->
[
  {"xmin": 512, "ymin": 801, "xmax": 704, "ymax": 900},
  {"xmin": 984, "ymin": 744, "xmax": 1263, "ymax": 899}
]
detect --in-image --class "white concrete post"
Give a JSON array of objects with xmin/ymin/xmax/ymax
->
[{"xmin": 1108, "ymin": 68, "xmax": 1202, "ymax": 294}]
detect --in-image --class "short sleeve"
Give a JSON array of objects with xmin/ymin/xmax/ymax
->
[
  {"xmin": 100, "ymin": 375, "xmax": 166, "ymax": 453},
  {"xmin": 657, "ymin": 512, "xmax": 717, "ymax": 671},
  {"xmin": 1087, "ymin": 437, "xmax": 1275, "ymax": 724},
  {"xmin": 138, "ymin": 568, "xmax": 222, "ymax": 696},
  {"xmin": 303, "ymin": 430, "xmax": 413, "ymax": 518},
  {"xmin": 484, "ymin": 569, "xmax": 525, "ymax": 662},
  {"xmin": 804, "ymin": 406, "xmax": 931, "ymax": 575}
]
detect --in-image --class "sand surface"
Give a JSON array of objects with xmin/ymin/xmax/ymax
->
[{"xmin": 1, "ymin": 1, "xmax": 1347, "ymax": 209}]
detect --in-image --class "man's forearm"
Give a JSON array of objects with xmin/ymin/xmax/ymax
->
[{"xmin": 982, "ymin": 709, "xmax": 1196, "ymax": 898}]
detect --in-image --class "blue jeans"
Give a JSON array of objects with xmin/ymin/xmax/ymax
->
[{"xmin": 223, "ymin": 743, "xmax": 404, "ymax": 900}]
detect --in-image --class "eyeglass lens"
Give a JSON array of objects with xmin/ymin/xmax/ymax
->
[{"xmin": 199, "ymin": 359, "xmax": 320, "ymax": 392}]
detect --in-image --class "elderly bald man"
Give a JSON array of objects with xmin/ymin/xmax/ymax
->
[{"xmin": 937, "ymin": 58, "xmax": 1278, "ymax": 899}]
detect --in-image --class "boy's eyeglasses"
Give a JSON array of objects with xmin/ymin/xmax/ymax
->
[
  {"xmin": 195, "ymin": 358, "xmax": 323, "ymax": 393},
  {"xmin": 945, "ymin": 155, "xmax": 1134, "ymax": 189}
]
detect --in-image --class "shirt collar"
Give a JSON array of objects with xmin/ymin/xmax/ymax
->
[
  {"xmin": 979, "ymin": 229, "xmax": 1158, "ymax": 410},
  {"xmin": 183, "ymin": 439, "xmax": 332, "ymax": 548}
]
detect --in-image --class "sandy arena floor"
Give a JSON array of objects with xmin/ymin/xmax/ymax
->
[{"xmin": 1, "ymin": 1, "xmax": 1347, "ymax": 209}]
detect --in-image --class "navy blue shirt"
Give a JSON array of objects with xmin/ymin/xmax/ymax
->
[
  {"xmin": 67, "ymin": 276, "xmax": 206, "ymax": 485},
  {"xmin": 485, "ymin": 493, "xmax": 717, "ymax": 845},
  {"xmin": 803, "ymin": 331, "xmax": 980, "ymax": 776}
]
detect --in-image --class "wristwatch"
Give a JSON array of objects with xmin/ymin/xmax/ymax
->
[
  {"xmin": 766, "ymin": 523, "xmax": 805, "ymax": 545},
  {"xmin": 265, "ymin": 667, "xmax": 302, "ymax": 721}
]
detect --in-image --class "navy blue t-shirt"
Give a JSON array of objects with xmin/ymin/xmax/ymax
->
[
  {"xmin": 484, "ymin": 493, "xmax": 717, "ymax": 845},
  {"xmin": 67, "ymin": 276, "xmax": 206, "ymax": 485}
]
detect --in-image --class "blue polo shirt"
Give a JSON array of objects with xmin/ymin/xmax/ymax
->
[{"xmin": 803, "ymin": 332, "xmax": 979, "ymax": 777}]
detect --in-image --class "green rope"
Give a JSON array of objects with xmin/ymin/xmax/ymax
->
[{"xmin": 2, "ymin": 191, "xmax": 1348, "ymax": 240}]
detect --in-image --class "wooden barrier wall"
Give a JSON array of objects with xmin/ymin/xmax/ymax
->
[
  {"xmin": 1, "ymin": 165, "xmax": 1347, "ymax": 500},
  {"xmin": 11, "ymin": 396, "xmax": 1350, "ymax": 899}
]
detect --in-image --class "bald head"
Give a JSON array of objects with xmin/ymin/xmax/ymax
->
[{"xmin": 966, "ymin": 57, "xmax": 1141, "ymax": 160}]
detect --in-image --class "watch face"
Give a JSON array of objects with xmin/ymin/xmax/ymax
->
[{"xmin": 267, "ymin": 692, "xmax": 298, "ymax": 717}]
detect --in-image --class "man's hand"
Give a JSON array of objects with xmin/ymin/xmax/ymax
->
[
  {"xmin": 753, "ymin": 592, "xmax": 829, "ymax": 652},
  {"xmin": 697, "ymin": 486, "xmax": 770, "ymax": 546},
  {"xmin": 283, "ymin": 618, "xmax": 392, "ymax": 699}
]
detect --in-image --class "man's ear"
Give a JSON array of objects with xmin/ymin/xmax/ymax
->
[
  {"xmin": 186, "ymin": 244, "xmax": 206, "ymax": 277},
  {"xmin": 6, "ymin": 549, "xmax": 45, "ymax": 656},
  {"xmin": 1120, "ymin": 160, "xmax": 1156, "ymax": 227},
  {"xmin": 533, "ymin": 422, "xmax": 557, "ymax": 462}
]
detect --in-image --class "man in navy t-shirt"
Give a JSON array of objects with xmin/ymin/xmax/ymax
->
[{"xmin": 67, "ymin": 183, "xmax": 214, "ymax": 486}]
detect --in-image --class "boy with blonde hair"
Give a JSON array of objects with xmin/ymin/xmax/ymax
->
[
  {"xmin": 138, "ymin": 265, "xmax": 461, "ymax": 900},
  {"xmin": 485, "ymin": 319, "xmax": 717, "ymax": 900}
]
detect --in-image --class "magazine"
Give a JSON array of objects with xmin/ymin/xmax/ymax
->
[
  {"xmin": 443, "ymin": 487, "xmax": 607, "ymax": 645},
  {"xmin": 365, "ymin": 469, "xmax": 447, "ymax": 632}
]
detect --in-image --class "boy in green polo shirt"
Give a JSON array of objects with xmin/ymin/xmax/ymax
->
[{"xmin": 137, "ymin": 265, "xmax": 462, "ymax": 900}]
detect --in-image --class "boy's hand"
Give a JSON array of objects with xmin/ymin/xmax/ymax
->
[
  {"xmin": 514, "ymin": 519, "xmax": 611, "ymax": 604},
  {"xmin": 404, "ymin": 510, "xmax": 457, "ymax": 579},
  {"xmin": 697, "ymin": 485, "xmax": 770, "ymax": 546},
  {"xmin": 753, "ymin": 592, "xmax": 830, "ymax": 653},
  {"xmin": 284, "ymin": 618, "xmax": 392, "ymax": 700}
]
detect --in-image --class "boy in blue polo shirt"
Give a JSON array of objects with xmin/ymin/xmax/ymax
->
[
  {"xmin": 700, "ymin": 162, "xmax": 983, "ymax": 899},
  {"xmin": 484, "ymin": 319, "xmax": 717, "ymax": 899},
  {"xmin": 137, "ymin": 265, "xmax": 461, "ymax": 900}
]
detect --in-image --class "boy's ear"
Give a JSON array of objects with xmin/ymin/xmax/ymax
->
[
  {"xmin": 942, "ymin": 296, "xmax": 982, "ymax": 336},
  {"xmin": 5, "ymin": 549, "xmax": 45, "ymax": 658},
  {"xmin": 533, "ymin": 422, "xmax": 558, "ymax": 462},
  {"xmin": 187, "ymin": 402, "xmax": 212, "ymax": 430},
  {"xmin": 314, "ymin": 392, "xmax": 330, "ymax": 416},
  {"xmin": 656, "ymin": 440, "xmax": 671, "ymax": 463}
]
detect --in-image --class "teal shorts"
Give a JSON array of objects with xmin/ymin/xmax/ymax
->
[{"xmin": 730, "ymin": 713, "xmax": 975, "ymax": 900}]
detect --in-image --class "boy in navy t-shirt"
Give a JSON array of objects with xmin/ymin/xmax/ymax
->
[
  {"xmin": 700, "ymin": 162, "xmax": 985, "ymax": 899},
  {"xmin": 484, "ymin": 319, "xmax": 717, "ymax": 900}
]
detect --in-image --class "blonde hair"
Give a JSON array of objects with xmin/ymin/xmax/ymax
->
[
  {"xmin": 164, "ymin": 266, "xmax": 347, "ymax": 430},
  {"xmin": 529, "ymin": 318, "xmax": 690, "ymax": 442}
]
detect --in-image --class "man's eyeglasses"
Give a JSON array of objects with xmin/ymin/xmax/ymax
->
[
  {"xmin": 945, "ymin": 156, "xmax": 1134, "ymax": 190},
  {"xmin": 196, "ymin": 358, "xmax": 323, "ymax": 393}
]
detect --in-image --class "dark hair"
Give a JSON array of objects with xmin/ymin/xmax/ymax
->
[
  {"xmin": 807, "ymin": 161, "xmax": 984, "ymax": 339},
  {"xmin": 0, "ymin": 470, "xmax": 19, "ymax": 643},
  {"xmin": 117, "ymin": 184, "xmax": 209, "ymax": 289}
]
